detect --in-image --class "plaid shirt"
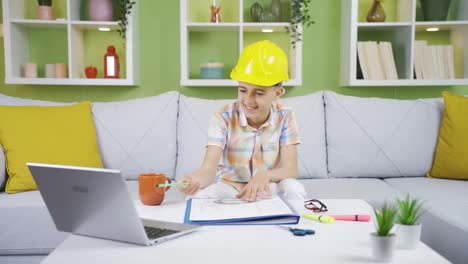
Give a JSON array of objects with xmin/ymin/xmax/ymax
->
[{"xmin": 207, "ymin": 101, "xmax": 300, "ymax": 186}]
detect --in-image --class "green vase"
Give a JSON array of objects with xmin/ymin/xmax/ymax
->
[
  {"xmin": 420, "ymin": 0, "xmax": 452, "ymax": 21},
  {"xmin": 259, "ymin": 11, "xmax": 273, "ymax": 22},
  {"xmin": 250, "ymin": 2, "xmax": 263, "ymax": 22}
]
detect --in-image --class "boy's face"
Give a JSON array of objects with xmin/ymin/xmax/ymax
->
[{"xmin": 237, "ymin": 82, "xmax": 284, "ymax": 127}]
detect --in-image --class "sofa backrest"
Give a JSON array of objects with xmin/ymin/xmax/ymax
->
[
  {"xmin": 324, "ymin": 91, "xmax": 444, "ymax": 178},
  {"xmin": 92, "ymin": 91, "xmax": 179, "ymax": 180},
  {"xmin": 175, "ymin": 92, "xmax": 327, "ymax": 180},
  {"xmin": 0, "ymin": 91, "xmax": 179, "ymax": 185}
]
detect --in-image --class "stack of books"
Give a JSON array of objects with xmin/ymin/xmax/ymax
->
[
  {"xmin": 357, "ymin": 41, "xmax": 398, "ymax": 80},
  {"xmin": 413, "ymin": 41, "xmax": 455, "ymax": 80}
]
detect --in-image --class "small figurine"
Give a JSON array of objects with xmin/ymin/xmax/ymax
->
[{"xmin": 210, "ymin": 0, "xmax": 221, "ymax": 23}]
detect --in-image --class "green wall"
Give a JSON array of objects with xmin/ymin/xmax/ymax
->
[{"xmin": 0, "ymin": 0, "xmax": 467, "ymax": 102}]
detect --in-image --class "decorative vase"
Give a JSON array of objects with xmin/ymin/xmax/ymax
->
[
  {"xmin": 420, "ymin": 0, "xmax": 452, "ymax": 21},
  {"xmin": 367, "ymin": 0, "xmax": 386, "ymax": 22},
  {"xmin": 370, "ymin": 233, "xmax": 396, "ymax": 262},
  {"xmin": 89, "ymin": 0, "xmax": 113, "ymax": 21},
  {"xmin": 271, "ymin": 0, "xmax": 281, "ymax": 22},
  {"xmin": 210, "ymin": 4, "xmax": 222, "ymax": 23},
  {"xmin": 36, "ymin": 5, "xmax": 53, "ymax": 20},
  {"xmin": 250, "ymin": 2, "xmax": 263, "ymax": 22},
  {"xmin": 259, "ymin": 11, "xmax": 274, "ymax": 22},
  {"xmin": 396, "ymin": 224, "xmax": 422, "ymax": 250}
]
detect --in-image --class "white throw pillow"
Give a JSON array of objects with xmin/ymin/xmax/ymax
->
[
  {"xmin": 324, "ymin": 91, "xmax": 444, "ymax": 178},
  {"xmin": 175, "ymin": 92, "xmax": 327, "ymax": 180},
  {"xmin": 92, "ymin": 91, "xmax": 179, "ymax": 180}
]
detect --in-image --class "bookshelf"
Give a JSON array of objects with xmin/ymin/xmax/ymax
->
[
  {"xmin": 340, "ymin": 0, "xmax": 468, "ymax": 86},
  {"xmin": 180, "ymin": 0, "xmax": 302, "ymax": 87},
  {"xmin": 2, "ymin": 0, "xmax": 140, "ymax": 86}
]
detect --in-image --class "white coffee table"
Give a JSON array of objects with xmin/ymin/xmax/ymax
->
[{"xmin": 41, "ymin": 199, "xmax": 450, "ymax": 264}]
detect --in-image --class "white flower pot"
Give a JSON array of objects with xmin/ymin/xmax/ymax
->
[
  {"xmin": 370, "ymin": 233, "xmax": 396, "ymax": 262},
  {"xmin": 396, "ymin": 223, "xmax": 422, "ymax": 250}
]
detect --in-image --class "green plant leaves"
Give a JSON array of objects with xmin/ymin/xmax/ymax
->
[
  {"xmin": 286, "ymin": 0, "xmax": 315, "ymax": 47},
  {"xmin": 374, "ymin": 203, "xmax": 397, "ymax": 236},
  {"xmin": 117, "ymin": 0, "xmax": 136, "ymax": 40},
  {"xmin": 397, "ymin": 194, "xmax": 424, "ymax": 225}
]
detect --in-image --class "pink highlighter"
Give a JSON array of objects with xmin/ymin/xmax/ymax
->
[{"xmin": 329, "ymin": 215, "xmax": 371, "ymax": 222}]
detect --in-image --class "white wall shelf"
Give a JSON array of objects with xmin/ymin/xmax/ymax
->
[
  {"xmin": 180, "ymin": 0, "xmax": 302, "ymax": 87},
  {"xmin": 340, "ymin": 0, "xmax": 468, "ymax": 86},
  {"xmin": 2, "ymin": 0, "xmax": 140, "ymax": 86}
]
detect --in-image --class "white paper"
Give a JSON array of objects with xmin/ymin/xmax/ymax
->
[{"xmin": 189, "ymin": 196, "xmax": 293, "ymax": 221}]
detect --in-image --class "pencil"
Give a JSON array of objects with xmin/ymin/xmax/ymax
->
[{"xmin": 157, "ymin": 182, "xmax": 189, "ymax": 188}]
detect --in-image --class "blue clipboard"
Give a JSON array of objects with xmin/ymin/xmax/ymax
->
[{"xmin": 184, "ymin": 197, "xmax": 299, "ymax": 225}]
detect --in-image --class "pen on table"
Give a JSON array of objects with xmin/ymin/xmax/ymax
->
[
  {"xmin": 328, "ymin": 215, "xmax": 371, "ymax": 222},
  {"xmin": 302, "ymin": 213, "xmax": 335, "ymax": 224},
  {"xmin": 157, "ymin": 182, "xmax": 189, "ymax": 188}
]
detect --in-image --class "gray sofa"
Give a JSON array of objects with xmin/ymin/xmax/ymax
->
[{"xmin": 0, "ymin": 91, "xmax": 466, "ymax": 264}]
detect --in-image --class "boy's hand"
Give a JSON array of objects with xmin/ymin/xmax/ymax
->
[
  {"xmin": 177, "ymin": 174, "xmax": 200, "ymax": 195},
  {"xmin": 236, "ymin": 172, "xmax": 271, "ymax": 202}
]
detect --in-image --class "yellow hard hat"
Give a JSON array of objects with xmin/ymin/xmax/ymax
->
[{"xmin": 230, "ymin": 40, "xmax": 289, "ymax": 87}]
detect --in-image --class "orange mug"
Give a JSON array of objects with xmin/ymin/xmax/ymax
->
[{"xmin": 138, "ymin": 173, "xmax": 171, "ymax": 206}]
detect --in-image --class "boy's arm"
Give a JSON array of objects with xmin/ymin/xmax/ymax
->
[
  {"xmin": 194, "ymin": 145, "xmax": 224, "ymax": 188},
  {"xmin": 265, "ymin": 144, "xmax": 299, "ymax": 182},
  {"xmin": 236, "ymin": 144, "xmax": 298, "ymax": 201},
  {"xmin": 177, "ymin": 145, "xmax": 223, "ymax": 195}
]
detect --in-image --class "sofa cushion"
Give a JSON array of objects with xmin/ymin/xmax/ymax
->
[
  {"xmin": 384, "ymin": 177, "xmax": 468, "ymax": 263},
  {"xmin": 0, "ymin": 102, "xmax": 103, "ymax": 193},
  {"xmin": 92, "ymin": 91, "xmax": 179, "ymax": 180},
  {"xmin": 0, "ymin": 191, "xmax": 68, "ymax": 255},
  {"xmin": 0, "ymin": 93, "xmax": 67, "ymax": 192},
  {"xmin": 428, "ymin": 91, "xmax": 468, "ymax": 179},
  {"xmin": 324, "ymin": 91, "xmax": 443, "ymax": 178},
  {"xmin": 300, "ymin": 178, "xmax": 402, "ymax": 208},
  {"xmin": 175, "ymin": 92, "xmax": 327, "ymax": 180},
  {"xmin": 0, "ymin": 144, "xmax": 4, "ymax": 191}
]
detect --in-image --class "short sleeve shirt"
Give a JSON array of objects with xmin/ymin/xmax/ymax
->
[{"xmin": 207, "ymin": 101, "xmax": 300, "ymax": 184}]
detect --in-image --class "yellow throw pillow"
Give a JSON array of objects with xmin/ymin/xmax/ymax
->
[
  {"xmin": 0, "ymin": 102, "xmax": 103, "ymax": 193},
  {"xmin": 427, "ymin": 91, "xmax": 468, "ymax": 179}
]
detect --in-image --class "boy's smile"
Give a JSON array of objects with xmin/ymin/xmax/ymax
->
[{"xmin": 238, "ymin": 82, "xmax": 284, "ymax": 128}]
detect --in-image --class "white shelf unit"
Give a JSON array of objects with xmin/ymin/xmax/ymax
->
[
  {"xmin": 2, "ymin": 0, "xmax": 140, "ymax": 86},
  {"xmin": 340, "ymin": 0, "xmax": 468, "ymax": 86},
  {"xmin": 180, "ymin": 0, "xmax": 302, "ymax": 87}
]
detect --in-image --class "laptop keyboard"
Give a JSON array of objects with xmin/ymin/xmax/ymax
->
[{"xmin": 144, "ymin": 226, "xmax": 179, "ymax": 240}]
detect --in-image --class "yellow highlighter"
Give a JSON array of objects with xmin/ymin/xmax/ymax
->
[{"xmin": 302, "ymin": 213, "xmax": 335, "ymax": 224}]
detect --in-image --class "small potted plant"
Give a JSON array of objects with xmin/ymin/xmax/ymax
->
[
  {"xmin": 396, "ymin": 194, "xmax": 424, "ymax": 249},
  {"xmin": 371, "ymin": 203, "xmax": 398, "ymax": 262},
  {"xmin": 37, "ymin": 0, "xmax": 53, "ymax": 20}
]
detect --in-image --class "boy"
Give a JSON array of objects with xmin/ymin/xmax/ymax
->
[{"xmin": 177, "ymin": 40, "xmax": 305, "ymax": 202}]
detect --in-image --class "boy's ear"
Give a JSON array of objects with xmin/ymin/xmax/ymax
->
[{"xmin": 275, "ymin": 86, "xmax": 285, "ymax": 98}]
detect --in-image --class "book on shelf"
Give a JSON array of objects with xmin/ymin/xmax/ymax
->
[
  {"xmin": 356, "ymin": 55, "xmax": 364, "ymax": 79},
  {"xmin": 184, "ymin": 195, "xmax": 299, "ymax": 225},
  {"xmin": 357, "ymin": 42, "xmax": 370, "ymax": 79},
  {"xmin": 378, "ymin": 41, "xmax": 398, "ymax": 80},
  {"xmin": 357, "ymin": 41, "xmax": 398, "ymax": 80},
  {"xmin": 446, "ymin": 45, "xmax": 455, "ymax": 79},
  {"xmin": 414, "ymin": 41, "xmax": 426, "ymax": 79},
  {"xmin": 415, "ymin": 41, "xmax": 455, "ymax": 80}
]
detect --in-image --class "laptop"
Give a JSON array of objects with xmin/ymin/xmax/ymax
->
[{"xmin": 27, "ymin": 162, "xmax": 201, "ymax": 246}]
